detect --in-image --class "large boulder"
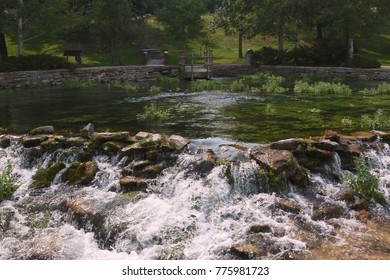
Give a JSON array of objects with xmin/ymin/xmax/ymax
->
[
  {"xmin": 28, "ymin": 125, "xmax": 55, "ymax": 136},
  {"xmin": 21, "ymin": 134, "xmax": 51, "ymax": 148},
  {"xmin": 32, "ymin": 162, "xmax": 66, "ymax": 189},
  {"xmin": 168, "ymin": 135, "xmax": 190, "ymax": 151},
  {"xmin": 63, "ymin": 161, "xmax": 98, "ymax": 185},
  {"xmin": 250, "ymin": 146, "xmax": 309, "ymax": 192}
]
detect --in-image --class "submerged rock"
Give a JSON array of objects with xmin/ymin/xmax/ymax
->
[
  {"xmin": 312, "ymin": 204, "xmax": 344, "ymax": 220},
  {"xmin": 275, "ymin": 198, "xmax": 301, "ymax": 214},
  {"xmin": 230, "ymin": 244, "xmax": 263, "ymax": 259},
  {"xmin": 119, "ymin": 176, "xmax": 148, "ymax": 192},
  {"xmin": 0, "ymin": 135, "xmax": 11, "ymax": 148}
]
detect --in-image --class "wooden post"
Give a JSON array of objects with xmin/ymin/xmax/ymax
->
[
  {"xmin": 179, "ymin": 50, "xmax": 186, "ymax": 77},
  {"xmin": 191, "ymin": 52, "xmax": 194, "ymax": 80}
]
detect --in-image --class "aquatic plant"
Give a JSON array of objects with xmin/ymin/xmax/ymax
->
[
  {"xmin": 294, "ymin": 81, "xmax": 352, "ymax": 95},
  {"xmin": 343, "ymin": 156, "xmax": 386, "ymax": 205},
  {"xmin": 230, "ymin": 73, "xmax": 287, "ymax": 94},
  {"xmin": 360, "ymin": 83, "xmax": 390, "ymax": 95},
  {"xmin": 189, "ymin": 79, "xmax": 223, "ymax": 92},
  {"xmin": 155, "ymin": 76, "xmax": 181, "ymax": 92},
  {"xmin": 136, "ymin": 102, "xmax": 170, "ymax": 121},
  {"xmin": 63, "ymin": 79, "xmax": 94, "ymax": 89},
  {"xmin": 108, "ymin": 81, "xmax": 138, "ymax": 92},
  {"xmin": 360, "ymin": 109, "xmax": 390, "ymax": 130},
  {"xmin": 0, "ymin": 162, "xmax": 18, "ymax": 203}
]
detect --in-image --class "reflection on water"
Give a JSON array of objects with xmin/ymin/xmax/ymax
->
[{"xmin": 1, "ymin": 85, "xmax": 390, "ymax": 143}]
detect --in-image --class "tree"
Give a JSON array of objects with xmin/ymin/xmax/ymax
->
[
  {"xmin": 320, "ymin": 0, "xmax": 390, "ymax": 61},
  {"xmin": 214, "ymin": 0, "xmax": 255, "ymax": 58},
  {"xmin": 156, "ymin": 0, "xmax": 206, "ymax": 41},
  {"xmin": 86, "ymin": 0, "xmax": 135, "ymax": 65}
]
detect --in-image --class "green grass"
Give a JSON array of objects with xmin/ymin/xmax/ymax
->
[{"xmin": 4, "ymin": 16, "xmax": 390, "ymax": 67}]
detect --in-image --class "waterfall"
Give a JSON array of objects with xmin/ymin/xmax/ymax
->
[{"xmin": 1, "ymin": 137, "xmax": 390, "ymax": 260}]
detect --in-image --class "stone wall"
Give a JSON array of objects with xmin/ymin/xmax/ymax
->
[
  {"xmin": 213, "ymin": 64, "xmax": 390, "ymax": 80},
  {"xmin": 1, "ymin": 64, "xmax": 389, "ymax": 87},
  {"xmin": 0, "ymin": 66, "xmax": 180, "ymax": 88}
]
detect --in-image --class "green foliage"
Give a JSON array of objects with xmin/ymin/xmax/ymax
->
[
  {"xmin": 346, "ymin": 55, "xmax": 381, "ymax": 69},
  {"xmin": 343, "ymin": 157, "xmax": 386, "ymax": 205},
  {"xmin": 136, "ymin": 102, "xmax": 170, "ymax": 121},
  {"xmin": 229, "ymin": 73, "xmax": 287, "ymax": 94},
  {"xmin": 0, "ymin": 162, "xmax": 18, "ymax": 202},
  {"xmin": 156, "ymin": 76, "xmax": 180, "ymax": 91},
  {"xmin": 63, "ymin": 79, "xmax": 94, "ymax": 89},
  {"xmin": 156, "ymin": 0, "xmax": 206, "ymax": 40},
  {"xmin": 108, "ymin": 81, "xmax": 138, "ymax": 92},
  {"xmin": 360, "ymin": 83, "xmax": 390, "ymax": 95},
  {"xmin": 0, "ymin": 54, "xmax": 72, "ymax": 72},
  {"xmin": 360, "ymin": 109, "xmax": 390, "ymax": 130},
  {"xmin": 189, "ymin": 79, "xmax": 223, "ymax": 92},
  {"xmin": 293, "ymin": 81, "xmax": 352, "ymax": 95}
]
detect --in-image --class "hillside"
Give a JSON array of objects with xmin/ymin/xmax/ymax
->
[{"xmin": 4, "ymin": 17, "xmax": 390, "ymax": 67}]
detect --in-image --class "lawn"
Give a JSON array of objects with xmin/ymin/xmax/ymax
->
[{"xmin": 4, "ymin": 16, "xmax": 390, "ymax": 67}]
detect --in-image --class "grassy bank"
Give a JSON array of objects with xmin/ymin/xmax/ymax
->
[{"xmin": 4, "ymin": 16, "xmax": 390, "ymax": 67}]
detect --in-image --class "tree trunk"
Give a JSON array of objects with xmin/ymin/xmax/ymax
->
[
  {"xmin": 294, "ymin": 22, "xmax": 299, "ymax": 50},
  {"xmin": 238, "ymin": 31, "xmax": 243, "ymax": 58},
  {"xmin": 277, "ymin": 24, "xmax": 284, "ymax": 55},
  {"xmin": 0, "ymin": 32, "xmax": 8, "ymax": 61},
  {"xmin": 110, "ymin": 39, "xmax": 115, "ymax": 64},
  {"xmin": 348, "ymin": 37, "xmax": 354, "ymax": 62},
  {"xmin": 118, "ymin": 41, "xmax": 123, "ymax": 66},
  {"xmin": 18, "ymin": 0, "xmax": 24, "ymax": 56},
  {"xmin": 316, "ymin": 24, "xmax": 323, "ymax": 41}
]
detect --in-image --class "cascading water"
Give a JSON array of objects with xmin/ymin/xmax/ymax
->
[{"xmin": 0, "ymin": 134, "xmax": 389, "ymax": 260}]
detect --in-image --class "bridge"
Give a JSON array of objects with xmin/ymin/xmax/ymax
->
[{"xmin": 179, "ymin": 50, "xmax": 213, "ymax": 80}]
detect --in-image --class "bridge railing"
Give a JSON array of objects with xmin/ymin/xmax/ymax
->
[{"xmin": 179, "ymin": 50, "xmax": 213, "ymax": 79}]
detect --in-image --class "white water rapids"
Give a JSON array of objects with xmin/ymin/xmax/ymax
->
[{"xmin": 0, "ymin": 137, "xmax": 389, "ymax": 260}]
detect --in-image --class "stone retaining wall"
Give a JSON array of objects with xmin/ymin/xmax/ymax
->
[
  {"xmin": 0, "ymin": 65, "xmax": 180, "ymax": 88},
  {"xmin": 0, "ymin": 64, "xmax": 389, "ymax": 87},
  {"xmin": 213, "ymin": 64, "xmax": 390, "ymax": 80}
]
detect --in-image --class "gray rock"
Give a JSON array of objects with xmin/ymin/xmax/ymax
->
[
  {"xmin": 28, "ymin": 125, "xmax": 55, "ymax": 136},
  {"xmin": 168, "ymin": 135, "xmax": 190, "ymax": 150},
  {"xmin": 80, "ymin": 123, "xmax": 95, "ymax": 139}
]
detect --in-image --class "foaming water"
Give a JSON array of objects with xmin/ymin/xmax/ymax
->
[{"xmin": 1, "ymin": 138, "xmax": 390, "ymax": 260}]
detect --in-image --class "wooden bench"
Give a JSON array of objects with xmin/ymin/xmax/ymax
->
[{"xmin": 63, "ymin": 49, "xmax": 82, "ymax": 64}]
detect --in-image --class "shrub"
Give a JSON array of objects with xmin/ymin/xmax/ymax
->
[
  {"xmin": 360, "ymin": 109, "xmax": 390, "ymax": 130},
  {"xmin": 0, "ymin": 54, "xmax": 73, "ymax": 72},
  {"xmin": 360, "ymin": 83, "xmax": 390, "ymax": 95},
  {"xmin": 0, "ymin": 162, "xmax": 18, "ymax": 202},
  {"xmin": 345, "ymin": 55, "xmax": 381, "ymax": 69},
  {"xmin": 343, "ymin": 156, "xmax": 386, "ymax": 205},
  {"xmin": 136, "ymin": 102, "xmax": 170, "ymax": 121}
]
